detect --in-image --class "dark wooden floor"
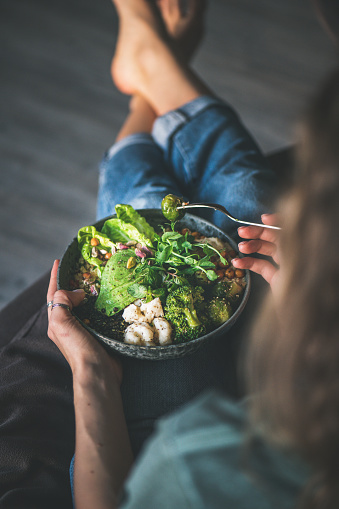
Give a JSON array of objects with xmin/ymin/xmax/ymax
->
[{"xmin": 0, "ymin": 0, "xmax": 337, "ymax": 309}]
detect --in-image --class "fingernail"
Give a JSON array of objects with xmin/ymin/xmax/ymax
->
[
  {"xmin": 232, "ymin": 258, "xmax": 239, "ymax": 263},
  {"xmin": 238, "ymin": 241, "xmax": 246, "ymax": 246},
  {"xmin": 73, "ymin": 289, "xmax": 85, "ymax": 294}
]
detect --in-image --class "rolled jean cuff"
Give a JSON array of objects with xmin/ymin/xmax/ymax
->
[
  {"xmin": 105, "ymin": 132, "xmax": 156, "ymax": 160},
  {"xmin": 152, "ymin": 95, "xmax": 227, "ymax": 150}
]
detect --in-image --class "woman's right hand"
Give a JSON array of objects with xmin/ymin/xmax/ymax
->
[
  {"xmin": 231, "ymin": 213, "xmax": 280, "ymax": 294},
  {"xmin": 47, "ymin": 260, "xmax": 122, "ymax": 384}
]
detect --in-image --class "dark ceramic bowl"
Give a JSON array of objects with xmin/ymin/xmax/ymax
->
[{"xmin": 57, "ymin": 209, "xmax": 250, "ymax": 360}]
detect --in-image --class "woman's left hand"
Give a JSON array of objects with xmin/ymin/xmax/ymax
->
[{"xmin": 47, "ymin": 260, "xmax": 122, "ymax": 383}]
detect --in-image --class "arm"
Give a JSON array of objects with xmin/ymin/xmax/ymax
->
[
  {"xmin": 47, "ymin": 260, "xmax": 133, "ymax": 509},
  {"xmin": 231, "ymin": 213, "xmax": 281, "ymax": 295}
]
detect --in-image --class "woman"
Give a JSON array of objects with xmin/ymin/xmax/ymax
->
[
  {"xmin": 0, "ymin": 1, "xmax": 278, "ymax": 506},
  {"xmin": 48, "ymin": 65, "xmax": 339, "ymax": 509},
  {"xmin": 47, "ymin": 1, "xmax": 339, "ymax": 508}
]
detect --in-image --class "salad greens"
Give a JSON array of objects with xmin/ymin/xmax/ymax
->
[
  {"xmin": 114, "ymin": 204, "xmax": 156, "ymax": 242},
  {"xmin": 75, "ymin": 203, "xmax": 245, "ymax": 344},
  {"xmin": 78, "ymin": 226, "xmax": 115, "ymax": 272},
  {"xmin": 78, "ymin": 204, "xmax": 229, "ymax": 316}
]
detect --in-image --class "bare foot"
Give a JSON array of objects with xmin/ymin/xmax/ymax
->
[
  {"xmin": 156, "ymin": 0, "xmax": 206, "ymax": 61},
  {"xmin": 111, "ymin": 0, "xmax": 170, "ymax": 96},
  {"xmin": 111, "ymin": 0, "xmax": 210, "ymax": 115},
  {"xmin": 111, "ymin": 0, "xmax": 206, "ymax": 95}
]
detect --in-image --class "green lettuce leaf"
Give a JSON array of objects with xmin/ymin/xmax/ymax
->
[
  {"xmin": 115, "ymin": 204, "xmax": 155, "ymax": 243},
  {"xmin": 102, "ymin": 218, "xmax": 153, "ymax": 247},
  {"xmin": 95, "ymin": 249, "xmax": 146, "ymax": 315},
  {"xmin": 77, "ymin": 226, "xmax": 115, "ymax": 272}
]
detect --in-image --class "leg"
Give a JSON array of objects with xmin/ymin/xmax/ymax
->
[
  {"xmin": 152, "ymin": 98, "xmax": 276, "ymax": 237},
  {"xmin": 115, "ymin": 95, "xmax": 156, "ymax": 142},
  {"xmin": 98, "ymin": 0, "xmax": 207, "ymax": 217},
  {"xmin": 111, "ymin": 0, "xmax": 277, "ymax": 237},
  {"xmin": 114, "ymin": 0, "xmax": 207, "ymax": 143},
  {"xmin": 96, "ymin": 131, "xmax": 183, "ymax": 219}
]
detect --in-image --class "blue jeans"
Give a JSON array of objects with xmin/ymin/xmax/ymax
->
[
  {"xmin": 70, "ymin": 97, "xmax": 276, "ymax": 495},
  {"xmin": 97, "ymin": 96, "xmax": 276, "ymax": 237}
]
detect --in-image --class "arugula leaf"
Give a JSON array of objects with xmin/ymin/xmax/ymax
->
[
  {"xmin": 161, "ymin": 231, "xmax": 183, "ymax": 242},
  {"xmin": 197, "ymin": 257, "xmax": 216, "ymax": 268},
  {"xmin": 155, "ymin": 245, "xmax": 173, "ymax": 264},
  {"xmin": 200, "ymin": 243, "xmax": 228, "ymax": 266},
  {"xmin": 205, "ymin": 270, "xmax": 218, "ymax": 281},
  {"xmin": 142, "ymin": 266, "xmax": 164, "ymax": 288}
]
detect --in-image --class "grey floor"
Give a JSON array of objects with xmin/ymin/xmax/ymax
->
[{"xmin": 1, "ymin": 0, "xmax": 337, "ymax": 310}]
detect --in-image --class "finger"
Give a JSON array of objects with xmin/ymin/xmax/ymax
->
[
  {"xmin": 237, "ymin": 224, "xmax": 280, "ymax": 244},
  {"xmin": 238, "ymin": 239, "xmax": 279, "ymax": 262},
  {"xmin": 261, "ymin": 212, "xmax": 280, "ymax": 226},
  {"xmin": 47, "ymin": 260, "xmax": 60, "ymax": 317},
  {"xmin": 48, "ymin": 289, "xmax": 85, "ymax": 330},
  {"xmin": 48, "ymin": 289, "xmax": 86, "ymax": 340},
  {"xmin": 47, "ymin": 259, "xmax": 59, "ymax": 303},
  {"xmin": 232, "ymin": 256, "xmax": 278, "ymax": 286},
  {"xmin": 51, "ymin": 289, "xmax": 86, "ymax": 313}
]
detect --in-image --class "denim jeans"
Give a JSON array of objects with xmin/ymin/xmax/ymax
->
[
  {"xmin": 71, "ymin": 97, "xmax": 276, "ymax": 495},
  {"xmin": 97, "ymin": 96, "xmax": 276, "ymax": 237}
]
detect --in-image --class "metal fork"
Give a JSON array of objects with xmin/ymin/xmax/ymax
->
[{"xmin": 177, "ymin": 203, "xmax": 281, "ymax": 230}]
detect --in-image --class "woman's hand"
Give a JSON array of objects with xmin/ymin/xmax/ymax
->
[
  {"xmin": 232, "ymin": 213, "xmax": 280, "ymax": 294},
  {"xmin": 47, "ymin": 260, "xmax": 122, "ymax": 383}
]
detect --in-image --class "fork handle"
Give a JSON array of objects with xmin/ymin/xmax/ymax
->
[
  {"xmin": 232, "ymin": 219, "xmax": 281, "ymax": 230},
  {"xmin": 177, "ymin": 203, "xmax": 281, "ymax": 230}
]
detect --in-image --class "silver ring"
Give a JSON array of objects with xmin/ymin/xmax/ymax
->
[
  {"xmin": 47, "ymin": 300, "xmax": 53, "ymax": 308},
  {"xmin": 51, "ymin": 303, "xmax": 71, "ymax": 312}
]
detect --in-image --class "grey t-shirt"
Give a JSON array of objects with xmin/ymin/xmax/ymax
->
[{"xmin": 119, "ymin": 391, "xmax": 309, "ymax": 509}]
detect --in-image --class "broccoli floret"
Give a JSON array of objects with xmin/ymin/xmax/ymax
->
[
  {"xmin": 164, "ymin": 285, "xmax": 206, "ymax": 343},
  {"xmin": 209, "ymin": 280, "xmax": 244, "ymax": 304},
  {"xmin": 205, "ymin": 298, "xmax": 232, "ymax": 327}
]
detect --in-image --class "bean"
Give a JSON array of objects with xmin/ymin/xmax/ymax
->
[
  {"xmin": 225, "ymin": 268, "xmax": 235, "ymax": 278},
  {"xmin": 235, "ymin": 269, "xmax": 245, "ymax": 278},
  {"xmin": 91, "ymin": 238, "xmax": 99, "ymax": 246},
  {"xmin": 216, "ymin": 270, "xmax": 224, "ymax": 280}
]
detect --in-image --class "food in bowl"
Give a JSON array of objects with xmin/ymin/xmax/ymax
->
[{"xmin": 68, "ymin": 204, "xmax": 246, "ymax": 347}]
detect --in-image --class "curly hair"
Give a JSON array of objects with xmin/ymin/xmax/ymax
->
[{"xmin": 246, "ymin": 67, "xmax": 339, "ymax": 509}]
